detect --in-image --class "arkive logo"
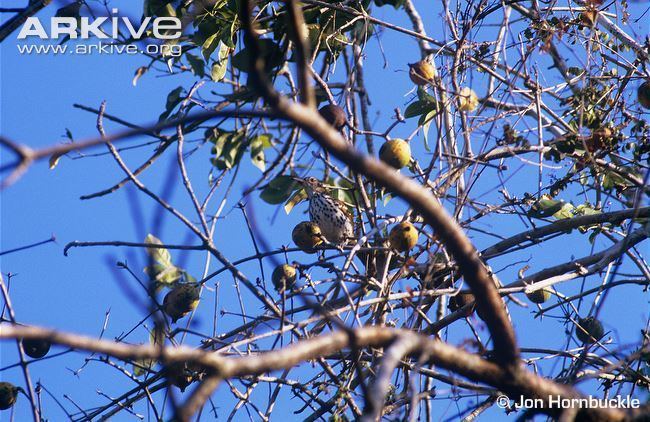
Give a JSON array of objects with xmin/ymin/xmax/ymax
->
[{"xmin": 17, "ymin": 8, "xmax": 182, "ymax": 40}]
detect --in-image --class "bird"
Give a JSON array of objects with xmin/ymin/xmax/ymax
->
[{"xmin": 293, "ymin": 177, "xmax": 354, "ymax": 245}]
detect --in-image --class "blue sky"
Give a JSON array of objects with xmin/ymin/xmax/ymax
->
[{"xmin": 1, "ymin": 0, "xmax": 649, "ymax": 420}]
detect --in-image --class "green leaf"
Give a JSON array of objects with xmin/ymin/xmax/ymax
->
[
  {"xmin": 186, "ymin": 53, "xmax": 206, "ymax": 78},
  {"xmin": 133, "ymin": 358, "xmax": 156, "ymax": 377},
  {"xmin": 231, "ymin": 39, "xmax": 283, "ymax": 73},
  {"xmin": 250, "ymin": 134, "xmax": 271, "ymax": 172},
  {"xmin": 602, "ymin": 171, "xmax": 628, "ymax": 191},
  {"xmin": 202, "ymin": 33, "xmax": 221, "ymax": 61},
  {"xmin": 552, "ymin": 202, "xmax": 575, "ymax": 220},
  {"xmin": 527, "ymin": 196, "xmax": 566, "ymax": 219},
  {"xmin": 284, "ymin": 189, "xmax": 308, "ymax": 214},
  {"xmin": 213, "ymin": 137, "xmax": 244, "ymax": 170},
  {"xmin": 132, "ymin": 66, "xmax": 147, "ymax": 86},
  {"xmin": 419, "ymin": 109, "xmax": 438, "ymax": 152},
  {"xmin": 147, "ymin": 263, "xmax": 183, "ymax": 285},
  {"xmin": 333, "ymin": 178, "xmax": 360, "ymax": 207},
  {"xmin": 56, "ymin": 2, "xmax": 81, "ymax": 18},
  {"xmin": 144, "ymin": 234, "xmax": 172, "ymax": 266},
  {"xmin": 417, "ymin": 87, "xmax": 436, "ymax": 103},
  {"xmin": 144, "ymin": 0, "xmax": 176, "ymax": 17},
  {"xmin": 209, "ymin": 129, "xmax": 246, "ymax": 170},
  {"xmin": 574, "ymin": 203, "xmax": 601, "ymax": 232},
  {"xmin": 574, "ymin": 203, "xmax": 600, "ymax": 216},
  {"xmin": 149, "ymin": 322, "xmax": 165, "ymax": 347},
  {"xmin": 220, "ymin": 13, "xmax": 239, "ymax": 48},
  {"xmin": 374, "ymin": 0, "xmax": 405, "ymax": 9},
  {"xmin": 49, "ymin": 152, "xmax": 63, "ymax": 170},
  {"xmin": 159, "ymin": 86, "xmax": 184, "ymax": 122},
  {"xmin": 210, "ymin": 43, "xmax": 229, "ymax": 82},
  {"xmin": 405, "ymin": 100, "xmax": 437, "ymax": 119},
  {"xmin": 260, "ymin": 175, "xmax": 298, "ymax": 204},
  {"xmin": 404, "ymin": 101, "xmax": 426, "ymax": 118}
]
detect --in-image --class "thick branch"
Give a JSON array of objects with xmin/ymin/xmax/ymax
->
[{"xmin": 0, "ymin": 324, "xmax": 631, "ymax": 421}]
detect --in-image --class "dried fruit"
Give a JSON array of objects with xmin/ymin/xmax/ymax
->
[
  {"xmin": 526, "ymin": 287, "xmax": 552, "ymax": 304},
  {"xmin": 448, "ymin": 292, "xmax": 491, "ymax": 320},
  {"xmin": 586, "ymin": 127, "xmax": 613, "ymax": 152},
  {"xmin": 292, "ymin": 221, "xmax": 323, "ymax": 253},
  {"xmin": 22, "ymin": 338, "xmax": 51, "ymax": 359},
  {"xmin": 272, "ymin": 264, "xmax": 297, "ymax": 293},
  {"xmin": 163, "ymin": 283, "xmax": 200, "ymax": 323},
  {"xmin": 319, "ymin": 104, "xmax": 347, "ymax": 129},
  {"xmin": 379, "ymin": 139, "xmax": 411, "ymax": 169},
  {"xmin": 576, "ymin": 316, "xmax": 604, "ymax": 344},
  {"xmin": 458, "ymin": 87, "xmax": 479, "ymax": 112},
  {"xmin": 448, "ymin": 292, "xmax": 476, "ymax": 317},
  {"xmin": 638, "ymin": 80, "xmax": 650, "ymax": 110},
  {"xmin": 165, "ymin": 361, "xmax": 200, "ymax": 392},
  {"xmin": 408, "ymin": 60, "xmax": 435, "ymax": 85},
  {"xmin": 580, "ymin": 10, "xmax": 598, "ymax": 26},
  {"xmin": 388, "ymin": 222, "xmax": 418, "ymax": 252},
  {"xmin": 0, "ymin": 382, "xmax": 19, "ymax": 410}
]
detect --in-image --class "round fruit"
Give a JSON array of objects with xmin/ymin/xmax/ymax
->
[
  {"xmin": 576, "ymin": 316, "xmax": 604, "ymax": 344},
  {"xmin": 587, "ymin": 127, "xmax": 613, "ymax": 152},
  {"xmin": 292, "ymin": 221, "xmax": 323, "ymax": 253},
  {"xmin": 318, "ymin": 104, "xmax": 347, "ymax": 129},
  {"xmin": 0, "ymin": 382, "xmax": 19, "ymax": 410},
  {"xmin": 408, "ymin": 60, "xmax": 435, "ymax": 85},
  {"xmin": 163, "ymin": 283, "xmax": 200, "ymax": 323},
  {"xmin": 22, "ymin": 338, "xmax": 51, "ymax": 359},
  {"xmin": 272, "ymin": 264, "xmax": 297, "ymax": 293},
  {"xmin": 458, "ymin": 87, "xmax": 479, "ymax": 112},
  {"xmin": 580, "ymin": 10, "xmax": 598, "ymax": 26},
  {"xmin": 388, "ymin": 222, "xmax": 419, "ymax": 252},
  {"xmin": 165, "ymin": 362, "xmax": 195, "ymax": 392},
  {"xmin": 448, "ymin": 292, "xmax": 476, "ymax": 317},
  {"xmin": 638, "ymin": 80, "xmax": 650, "ymax": 110},
  {"xmin": 447, "ymin": 292, "xmax": 491, "ymax": 320},
  {"xmin": 526, "ymin": 287, "xmax": 552, "ymax": 304},
  {"xmin": 379, "ymin": 139, "xmax": 411, "ymax": 169}
]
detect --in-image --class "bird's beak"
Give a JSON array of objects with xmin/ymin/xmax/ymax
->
[{"xmin": 291, "ymin": 176, "xmax": 304, "ymax": 184}]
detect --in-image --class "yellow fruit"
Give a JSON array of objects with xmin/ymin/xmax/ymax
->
[
  {"xmin": 638, "ymin": 80, "xmax": 650, "ymax": 109},
  {"xmin": 388, "ymin": 222, "xmax": 419, "ymax": 252},
  {"xmin": 458, "ymin": 87, "xmax": 479, "ymax": 112},
  {"xmin": 408, "ymin": 60, "xmax": 435, "ymax": 85},
  {"xmin": 292, "ymin": 221, "xmax": 323, "ymax": 253},
  {"xmin": 576, "ymin": 316, "xmax": 604, "ymax": 344},
  {"xmin": 22, "ymin": 338, "xmax": 51, "ymax": 359},
  {"xmin": 163, "ymin": 283, "xmax": 200, "ymax": 323},
  {"xmin": 272, "ymin": 264, "xmax": 297, "ymax": 293},
  {"xmin": 0, "ymin": 382, "xmax": 19, "ymax": 410},
  {"xmin": 526, "ymin": 287, "xmax": 552, "ymax": 304},
  {"xmin": 379, "ymin": 139, "xmax": 411, "ymax": 169},
  {"xmin": 318, "ymin": 104, "xmax": 347, "ymax": 129}
]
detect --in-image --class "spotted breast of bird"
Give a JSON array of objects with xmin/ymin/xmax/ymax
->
[{"xmin": 294, "ymin": 177, "xmax": 354, "ymax": 244}]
